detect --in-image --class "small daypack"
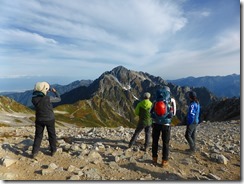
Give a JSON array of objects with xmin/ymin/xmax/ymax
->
[{"xmin": 154, "ymin": 101, "xmax": 167, "ymax": 116}]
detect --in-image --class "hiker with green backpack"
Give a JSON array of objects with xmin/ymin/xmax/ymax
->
[
  {"xmin": 128, "ymin": 92, "xmax": 152, "ymax": 151},
  {"xmin": 150, "ymin": 86, "xmax": 176, "ymax": 167}
]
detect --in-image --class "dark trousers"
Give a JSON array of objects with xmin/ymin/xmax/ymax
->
[
  {"xmin": 129, "ymin": 123, "xmax": 151, "ymax": 149},
  {"xmin": 152, "ymin": 124, "xmax": 171, "ymax": 161},
  {"xmin": 32, "ymin": 120, "xmax": 57, "ymax": 154},
  {"xmin": 185, "ymin": 123, "xmax": 197, "ymax": 150}
]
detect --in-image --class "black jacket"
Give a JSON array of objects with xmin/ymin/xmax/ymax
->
[{"xmin": 32, "ymin": 91, "xmax": 61, "ymax": 122}]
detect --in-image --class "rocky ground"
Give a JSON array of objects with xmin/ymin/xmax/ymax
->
[{"xmin": 0, "ymin": 119, "xmax": 241, "ymax": 181}]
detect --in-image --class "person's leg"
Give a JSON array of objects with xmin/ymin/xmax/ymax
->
[
  {"xmin": 32, "ymin": 122, "xmax": 45, "ymax": 156},
  {"xmin": 144, "ymin": 125, "xmax": 151, "ymax": 150},
  {"xmin": 191, "ymin": 124, "xmax": 197, "ymax": 151},
  {"xmin": 129, "ymin": 123, "xmax": 144, "ymax": 147},
  {"xmin": 162, "ymin": 125, "xmax": 171, "ymax": 161},
  {"xmin": 46, "ymin": 120, "xmax": 57, "ymax": 154},
  {"xmin": 185, "ymin": 124, "xmax": 195, "ymax": 151},
  {"xmin": 152, "ymin": 124, "xmax": 161, "ymax": 164}
]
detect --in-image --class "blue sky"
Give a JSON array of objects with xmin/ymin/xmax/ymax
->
[{"xmin": 0, "ymin": 0, "xmax": 241, "ymax": 91}]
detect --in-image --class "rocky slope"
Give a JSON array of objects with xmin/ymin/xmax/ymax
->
[{"xmin": 0, "ymin": 119, "xmax": 240, "ymax": 181}]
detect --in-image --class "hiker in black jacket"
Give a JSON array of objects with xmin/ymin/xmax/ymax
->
[{"xmin": 31, "ymin": 82, "xmax": 61, "ymax": 159}]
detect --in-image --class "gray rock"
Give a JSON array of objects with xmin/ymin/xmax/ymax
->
[
  {"xmin": 41, "ymin": 168, "xmax": 54, "ymax": 175},
  {"xmin": 0, "ymin": 157, "xmax": 17, "ymax": 167},
  {"xmin": 49, "ymin": 163, "xmax": 58, "ymax": 170},
  {"xmin": 84, "ymin": 168, "xmax": 101, "ymax": 180},
  {"xmin": 87, "ymin": 150, "xmax": 103, "ymax": 163},
  {"xmin": 218, "ymin": 154, "xmax": 228, "ymax": 165},
  {"xmin": 68, "ymin": 175, "xmax": 80, "ymax": 180},
  {"xmin": 67, "ymin": 165, "xmax": 79, "ymax": 172},
  {"xmin": 208, "ymin": 173, "xmax": 221, "ymax": 180}
]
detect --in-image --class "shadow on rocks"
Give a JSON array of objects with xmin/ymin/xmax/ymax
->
[
  {"xmin": 121, "ymin": 162, "xmax": 184, "ymax": 181},
  {"xmin": 61, "ymin": 136, "xmax": 129, "ymax": 150},
  {"xmin": 1, "ymin": 139, "xmax": 50, "ymax": 159}
]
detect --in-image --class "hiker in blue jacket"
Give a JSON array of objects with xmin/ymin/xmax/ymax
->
[{"xmin": 185, "ymin": 91, "xmax": 200, "ymax": 153}]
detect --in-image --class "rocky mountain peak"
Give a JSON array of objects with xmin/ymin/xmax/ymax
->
[
  {"xmin": 110, "ymin": 65, "xmax": 129, "ymax": 75},
  {"xmin": 55, "ymin": 66, "xmax": 230, "ymax": 127}
]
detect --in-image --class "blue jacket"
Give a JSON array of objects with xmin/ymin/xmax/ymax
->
[{"xmin": 187, "ymin": 101, "xmax": 200, "ymax": 125}]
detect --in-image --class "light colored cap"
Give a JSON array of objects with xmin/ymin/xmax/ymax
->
[
  {"xmin": 144, "ymin": 92, "xmax": 151, "ymax": 99},
  {"xmin": 34, "ymin": 82, "xmax": 50, "ymax": 95}
]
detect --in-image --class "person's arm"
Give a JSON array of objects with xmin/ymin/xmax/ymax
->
[
  {"xmin": 135, "ymin": 102, "xmax": 141, "ymax": 116},
  {"xmin": 196, "ymin": 104, "xmax": 201, "ymax": 123},
  {"xmin": 49, "ymin": 88, "xmax": 61, "ymax": 103}
]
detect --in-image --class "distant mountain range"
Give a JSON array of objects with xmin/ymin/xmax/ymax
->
[
  {"xmin": 0, "ymin": 72, "xmax": 239, "ymax": 108},
  {"xmin": 0, "ymin": 66, "xmax": 240, "ymax": 127},
  {"xmin": 167, "ymin": 74, "xmax": 240, "ymax": 98}
]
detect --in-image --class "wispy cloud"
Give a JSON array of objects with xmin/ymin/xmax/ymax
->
[
  {"xmin": 0, "ymin": 0, "xmax": 240, "ymax": 88},
  {"xmin": 201, "ymin": 11, "xmax": 211, "ymax": 17}
]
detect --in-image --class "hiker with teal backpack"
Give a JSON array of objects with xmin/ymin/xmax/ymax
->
[
  {"xmin": 185, "ymin": 91, "xmax": 201, "ymax": 154},
  {"xmin": 128, "ymin": 92, "xmax": 152, "ymax": 151},
  {"xmin": 150, "ymin": 86, "xmax": 176, "ymax": 167}
]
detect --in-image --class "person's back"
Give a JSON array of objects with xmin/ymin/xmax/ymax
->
[
  {"xmin": 32, "ymin": 92, "xmax": 55, "ymax": 122},
  {"xmin": 136, "ymin": 99, "xmax": 152, "ymax": 126},
  {"xmin": 151, "ymin": 86, "xmax": 173, "ymax": 125},
  {"xmin": 187, "ymin": 100, "xmax": 200, "ymax": 124}
]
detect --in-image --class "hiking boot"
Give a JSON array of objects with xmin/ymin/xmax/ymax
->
[
  {"xmin": 32, "ymin": 152, "xmax": 38, "ymax": 159},
  {"xmin": 185, "ymin": 148, "xmax": 195, "ymax": 154},
  {"xmin": 51, "ymin": 151, "xmax": 56, "ymax": 157},
  {"xmin": 162, "ymin": 160, "xmax": 168, "ymax": 167},
  {"xmin": 141, "ymin": 147, "xmax": 149, "ymax": 152},
  {"xmin": 144, "ymin": 147, "xmax": 149, "ymax": 152},
  {"xmin": 152, "ymin": 157, "xmax": 157, "ymax": 165},
  {"xmin": 128, "ymin": 143, "xmax": 132, "ymax": 149}
]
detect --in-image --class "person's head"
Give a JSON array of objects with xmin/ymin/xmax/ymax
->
[
  {"xmin": 34, "ymin": 82, "xmax": 50, "ymax": 95},
  {"xmin": 188, "ymin": 91, "xmax": 197, "ymax": 100},
  {"xmin": 143, "ymin": 92, "xmax": 151, "ymax": 99}
]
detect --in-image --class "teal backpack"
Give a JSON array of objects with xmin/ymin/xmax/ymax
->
[{"xmin": 152, "ymin": 87, "xmax": 173, "ymax": 125}]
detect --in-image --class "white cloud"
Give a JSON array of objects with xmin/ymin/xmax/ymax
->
[
  {"xmin": 201, "ymin": 11, "xmax": 211, "ymax": 17},
  {"xmin": 0, "ymin": 0, "xmax": 240, "ymax": 83},
  {"xmin": 0, "ymin": 29, "xmax": 57, "ymax": 45},
  {"xmin": 0, "ymin": 0, "xmax": 188, "ymax": 66},
  {"xmin": 147, "ymin": 28, "xmax": 240, "ymax": 79},
  {"xmin": 211, "ymin": 30, "xmax": 240, "ymax": 55}
]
